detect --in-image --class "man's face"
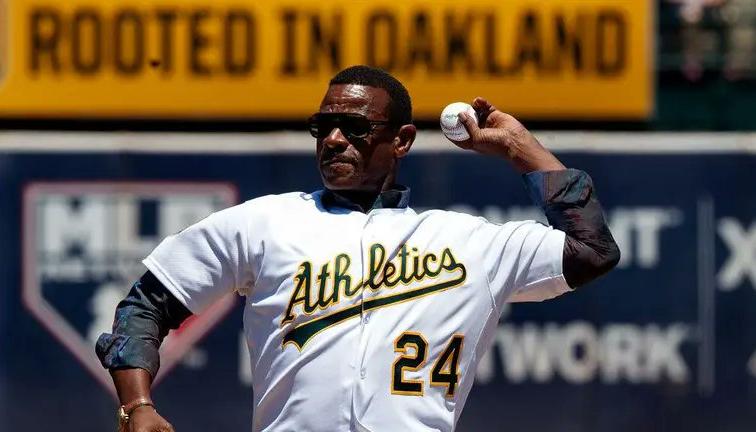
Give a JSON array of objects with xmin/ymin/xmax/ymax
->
[{"xmin": 315, "ymin": 84, "xmax": 399, "ymax": 192}]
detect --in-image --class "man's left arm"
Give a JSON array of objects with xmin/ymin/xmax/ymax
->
[
  {"xmin": 457, "ymin": 97, "xmax": 620, "ymax": 288},
  {"xmin": 523, "ymin": 169, "xmax": 620, "ymax": 287}
]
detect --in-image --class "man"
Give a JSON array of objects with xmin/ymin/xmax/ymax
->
[{"xmin": 96, "ymin": 65, "xmax": 619, "ymax": 432}]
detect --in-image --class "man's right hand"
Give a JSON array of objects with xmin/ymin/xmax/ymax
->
[
  {"xmin": 111, "ymin": 368, "xmax": 171, "ymax": 431},
  {"xmin": 123, "ymin": 405, "xmax": 174, "ymax": 432}
]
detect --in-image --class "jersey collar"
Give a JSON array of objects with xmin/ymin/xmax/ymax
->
[{"xmin": 322, "ymin": 185, "xmax": 411, "ymax": 212}]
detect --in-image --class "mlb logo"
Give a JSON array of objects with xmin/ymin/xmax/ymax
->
[{"xmin": 22, "ymin": 182, "xmax": 238, "ymax": 395}]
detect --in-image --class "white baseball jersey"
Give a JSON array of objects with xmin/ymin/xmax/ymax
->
[{"xmin": 143, "ymin": 190, "xmax": 571, "ymax": 432}]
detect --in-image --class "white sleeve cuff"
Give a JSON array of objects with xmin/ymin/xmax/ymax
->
[
  {"xmin": 506, "ymin": 274, "xmax": 572, "ymax": 303},
  {"xmin": 143, "ymin": 256, "xmax": 201, "ymax": 314}
]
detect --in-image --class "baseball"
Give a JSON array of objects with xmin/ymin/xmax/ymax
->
[{"xmin": 440, "ymin": 102, "xmax": 477, "ymax": 141}]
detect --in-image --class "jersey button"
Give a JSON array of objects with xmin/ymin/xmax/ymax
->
[
  {"xmin": 363, "ymin": 315, "xmax": 369, "ymax": 324},
  {"xmin": 360, "ymin": 368, "xmax": 366, "ymax": 379}
]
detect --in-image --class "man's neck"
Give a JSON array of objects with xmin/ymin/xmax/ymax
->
[
  {"xmin": 323, "ymin": 183, "xmax": 410, "ymax": 213},
  {"xmin": 332, "ymin": 189, "xmax": 382, "ymax": 213}
]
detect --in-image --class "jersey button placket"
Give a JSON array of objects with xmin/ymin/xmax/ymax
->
[
  {"xmin": 357, "ymin": 214, "xmax": 375, "ymax": 380},
  {"xmin": 350, "ymin": 213, "xmax": 374, "ymax": 426}
]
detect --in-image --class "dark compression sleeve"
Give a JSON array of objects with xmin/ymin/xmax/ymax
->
[
  {"xmin": 95, "ymin": 271, "xmax": 192, "ymax": 378},
  {"xmin": 523, "ymin": 169, "xmax": 620, "ymax": 288}
]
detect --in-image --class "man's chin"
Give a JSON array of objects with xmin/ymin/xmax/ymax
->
[
  {"xmin": 318, "ymin": 162, "xmax": 351, "ymax": 184},
  {"xmin": 321, "ymin": 169, "xmax": 365, "ymax": 189}
]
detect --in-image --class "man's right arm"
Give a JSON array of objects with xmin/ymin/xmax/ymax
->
[{"xmin": 96, "ymin": 271, "xmax": 192, "ymax": 431}]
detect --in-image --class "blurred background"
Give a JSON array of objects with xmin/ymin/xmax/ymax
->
[{"xmin": 0, "ymin": 0, "xmax": 754, "ymax": 431}]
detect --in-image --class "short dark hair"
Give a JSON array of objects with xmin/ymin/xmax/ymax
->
[{"xmin": 329, "ymin": 65, "xmax": 412, "ymax": 125}]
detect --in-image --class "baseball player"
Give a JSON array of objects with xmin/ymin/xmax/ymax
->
[{"xmin": 96, "ymin": 65, "xmax": 619, "ymax": 432}]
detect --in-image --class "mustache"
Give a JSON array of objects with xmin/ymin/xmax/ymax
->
[{"xmin": 320, "ymin": 152, "xmax": 357, "ymax": 165}]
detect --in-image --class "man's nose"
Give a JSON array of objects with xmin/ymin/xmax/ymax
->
[{"xmin": 323, "ymin": 127, "xmax": 349, "ymax": 149}]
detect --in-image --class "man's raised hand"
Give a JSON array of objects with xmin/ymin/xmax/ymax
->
[{"xmin": 453, "ymin": 97, "xmax": 565, "ymax": 173}]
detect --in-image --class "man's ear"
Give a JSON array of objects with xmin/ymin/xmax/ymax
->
[{"xmin": 393, "ymin": 124, "xmax": 416, "ymax": 158}]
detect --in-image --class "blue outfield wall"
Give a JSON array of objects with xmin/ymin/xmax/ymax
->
[{"xmin": 0, "ymin": 133, "xmax": 755, "ymax": 431}]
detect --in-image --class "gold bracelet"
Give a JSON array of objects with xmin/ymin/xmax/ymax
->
[{"xmin": 117, "ymin": 397, "xmax": 154, "ymax": 430}]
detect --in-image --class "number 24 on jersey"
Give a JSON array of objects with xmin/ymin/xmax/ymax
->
[{"xmin": 391, "ymin": 331, "xmax": 464, "ymax": 397}]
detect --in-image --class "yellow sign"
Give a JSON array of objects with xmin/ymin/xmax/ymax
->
[
  {"xmin": 0, "ymin": 0, "xmax": 7, "ymax": 83},
  {"xmin": 0, "ymin": 0, "xmax": 653, "ymax": 120}
]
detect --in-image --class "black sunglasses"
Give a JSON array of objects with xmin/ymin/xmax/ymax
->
[{"xmin": 307, "ymin": 113, "xmax": 392, "ymax": 140}]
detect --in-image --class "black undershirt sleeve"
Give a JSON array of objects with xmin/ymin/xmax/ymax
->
[
  {"xmin": 95, "ymin": 271, "xmax": 192, "ymax": 378},
  {"xmin": 523, "ymin": 169, "xmax": 620, "ymax": 288}
]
